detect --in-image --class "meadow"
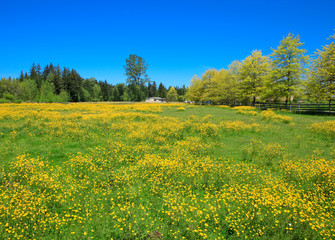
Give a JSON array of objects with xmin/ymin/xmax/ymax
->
[{"xmin": 0, "ymin": 102, "xmax": 334, "ymax": 240}]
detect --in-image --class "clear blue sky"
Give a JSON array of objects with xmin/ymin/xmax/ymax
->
[{"xmin": 0, "ymin": 0, "xmax": 334, "ymax": 87}]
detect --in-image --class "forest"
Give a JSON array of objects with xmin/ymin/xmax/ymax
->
[
  {"xmin": 0, "ymin": 33, "xmax": 334, "ymax": 105},
  {"xmin": 0, "ymin": 62, "xmax": 186, "ymax": 103}
]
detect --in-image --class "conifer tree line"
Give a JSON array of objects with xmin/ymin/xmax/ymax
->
[
  {"xmin": 186, "ymin": 32, "xmax": 335, "ymax": 107},
  {"xmin": 0, "ymin": 62, "xmax": 187, "ymax": 103}
]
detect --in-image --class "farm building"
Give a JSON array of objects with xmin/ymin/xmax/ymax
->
[{"xmin": 146, "ymin": 97, "xmax": 166, "ymax": 103}]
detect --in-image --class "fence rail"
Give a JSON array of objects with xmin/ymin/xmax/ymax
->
[{"xmin": 254, "ymin": 103, "xmax": 335, "ymax": 114}]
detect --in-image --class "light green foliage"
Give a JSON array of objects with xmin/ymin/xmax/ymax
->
[
  {"xmin": 20, "ymin": 78, "xmax": 38, "ymax": 101},
  {"xmin": 186, "ymin": 75, "xmax": 203, "ymax": 103},
  {"xmin": 200, "ymin": 69, "xmax": 217, "ymax": 103},
  {"xmin": 58, "ymin": 89, "xmax": 70, "ymax": 103},
  {"xmin": 0, "ymin": 78, "xmax": 13, "ymax": 97},
  {"xmin": 81, "ymin": 87, "xmax": 91, "ymax": 101},
  {"xmin": 186, "ymin": 67, "xmax": 240, "ymax": 105},
  {"xmin": 269, "ymin": 34, "xmax": 308, "ymax": 104},
  {"xmin": 166, "ymin": 86, "xmax": 179, "ymax": 102},
  {"xmin": 238, "ymin": 50, "xmax": 270, "ymax": 105},
  {"xmin": 204, "ymin": 69, "xmax": 238, "ymax": 104},
  {"xmin": 40, "ymin": 74, "xmax": 57, "ymax": 102},
  {"xmin": 307, "ymin": 32, "xmax": 335, "ymax": 106},
  {"xmin": 92, "ymin": 84, "xmax": 102, "ymax": 102}
]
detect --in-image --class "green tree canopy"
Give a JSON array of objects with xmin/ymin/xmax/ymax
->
[
  {"xmin": 270, "ymin": 33, "xmax": 308, "ymax": 105},
  {"xmin": 166, "ymin": 87, "xmax": 179, "ymax": 102},
  {"xmin": 238, "ymin": 50, "xmax": 271, "ymax": 105},
  {"xmin": 124, "ymin": 54, "xmax": 149, "ymax": 101},
  {"xmin": 307, "ymin": 32, "xmax": 335, "ymax": 107},
  {"xmin": 186, "ymin": 75, "xmax": 204, "ymax": 103}
]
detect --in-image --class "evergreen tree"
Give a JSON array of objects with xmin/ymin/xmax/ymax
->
[
  {"xmin": 19, "ymin": 71, "xmax": 25, "ymax": 82},
  {"xmin": 99, "ymin": 80, "xmax": 113, "ymax": 101},
  {"xmin": 30, "ymin": 63, "xmax": 38, "ymax": 82},
  {"xmin": 152, "ymin": 81, "xmax": 157, "ymax": 96},
  {"xmin": 43, "ymin": 64, "xmax": 51, "ymax": 80},
  {"xmin": 63, "ymin": 68, "xmax": 83, "ymax": 102},
  {"xmin": 53, "ymin": 65, "xmax": 63, "ymax": 94},
  {"xmin": 157, "ymin": 82, "xmax": 167, "ymax": 98},
  {"xmin": 112, "ymin": 83, "xmax": 125, "ymax": 101}
]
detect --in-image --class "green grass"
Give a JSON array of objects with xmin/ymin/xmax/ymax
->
[{"xmin": 0, "ymin": 103, "xmax": 334, "ymax": 239}]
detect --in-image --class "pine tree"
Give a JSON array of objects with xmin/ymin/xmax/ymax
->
[
  {"xmin": 19, "ymin": 71, "xmax": 25, "ymax": 82},
  {"xmin": 157, "ymin": 82, "xmax": 167, "ymax": 98}
]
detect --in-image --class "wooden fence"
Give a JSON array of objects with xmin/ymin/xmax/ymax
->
[{"xmin": 254, "ymin": 103, "xmax": 335, "ymax": 114}]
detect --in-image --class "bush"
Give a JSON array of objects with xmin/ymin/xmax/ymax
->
[
  {"xmin": 0, "ymin": 98, "xmax": 11, "ymax": 103},
  {"xmin": 3, "ymin": 93, "xmax": 14, "ymax": 102}
]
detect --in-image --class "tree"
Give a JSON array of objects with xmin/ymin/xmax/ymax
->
[
  {"xmin": 203, "ymin": 69, "xmax": 239, "ymax": 105},
  {"xmin": 19, "ymin": 71, "xmax": 25, "ymax": 82},
  {"xmin": 20, "ymin": 78, "xmax": 38, "ymax": 101},
  {"xmin": 0, "ymin": 78, "xmax": 14, "ymax": 97},
  {"xmin": 148, "ymin": 81, "xmax": 157, "ymax": 97},
  {"xmin": 112, "ymin": 83, "xmax": 125, "ymax": 101},
  {"xmin": 166, "ymin": 87, "xmax": 179, "ymax": 102},
  {"xmin": 83, "ymin": 78, "xmax": 98, "ymax": 97},
  {"xmin": 185, "ymin": 75, "xmax": 204, "ymax": 103},
  {"xmin": 62, "ymin": 68, "xmax": 83, "ymax": 102},
  {"xmin": 307, "ymin": 33, "xmax": 335, "ymax": 108},
  {"xmin": 270, "ymin": 33, "xmax": 308, "ymax": 106},
  {"xmin": 92, "ymin": 84, "xmax": 102, "ymax": 101},
  {"xmin": 157, "ymin": 82, "xmax": 167, "ymax": 98},
  {"xmin": 124, "ymin": 54, "xmax": 149, "ymax": 101},
  {"xmin": 200, "ymin": 69, "xmax": 217, "ymax": 103},
  {"xmin": 238, "ymin": 50, "xmax": 270, "ymax": 105},
  {"xmin": 39, "ymin": 80, "xmax": 55, "ymax": 103},
  {"xmin": 99, "ymin": 80, "xmax": 113, "ymax": 101},
  {"xmin": 30, "ymin": 63, "xmax": 38, "ymax": 82}
]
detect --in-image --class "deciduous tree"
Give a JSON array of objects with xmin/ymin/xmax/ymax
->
[
  {"xmin": 238, "ymin": 50, "xmax": 270, "ymax": 105},
  {"xmin": 124, "ymin": 54, "xmax": 149, "ymax": 101},
  {"xmin": 166, "ymin": 87, "xmax": 179, "ymax": 102},
  {"xmin": 307, "ymin": 33, "xmax": 335, "ymax": 108},
  {"xmin": 270, "ymin": 34, "xmax": 308, "ymax": 106}
]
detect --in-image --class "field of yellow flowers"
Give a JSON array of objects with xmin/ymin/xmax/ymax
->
[{"xmin": 0, "ymin": 102, "xmax": 335, "ymax": 239}]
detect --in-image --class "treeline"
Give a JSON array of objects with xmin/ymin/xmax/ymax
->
[
  {"xmin": 0, "ymin": 63, "xmax": 187, "ymax": 103},
  {"xmin": 186, "ymin": 33, "xmax": 335, "ymax": 107}
]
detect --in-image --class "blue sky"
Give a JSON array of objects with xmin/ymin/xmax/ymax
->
[{"xmin": 0, "ymin": 0, "xmax": 334, "ymax": 87}]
